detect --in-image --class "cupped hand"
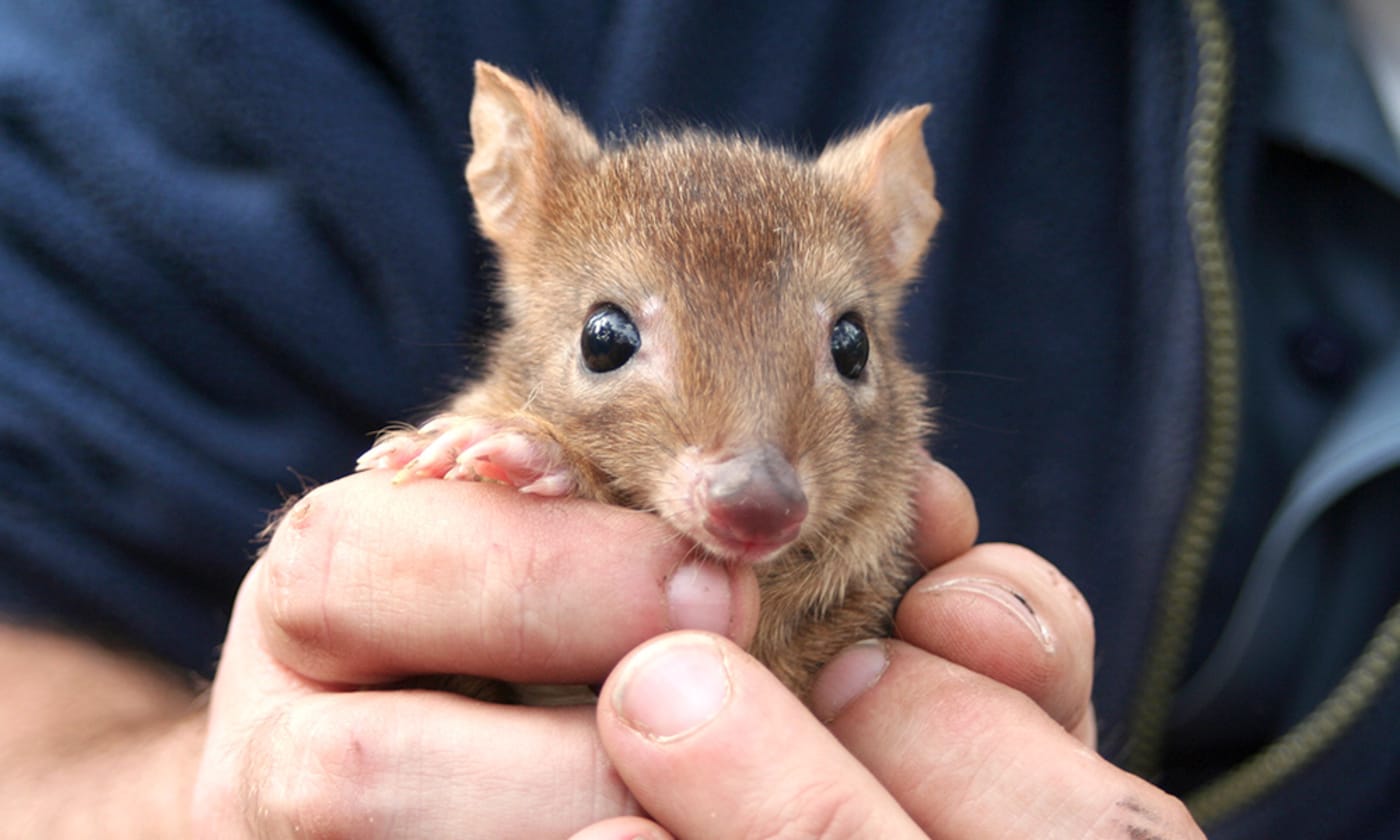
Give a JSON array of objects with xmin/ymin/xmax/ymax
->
[
  {"xmin": 190, "ymin": 471, "xmax": 759, "ymax": 838},
  {"xmin": 573, "ymin": 454, "xmax": 1204, "ymax": 840}
]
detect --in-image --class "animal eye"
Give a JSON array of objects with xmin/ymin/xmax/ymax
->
[
  {"xmin": 830, "ymin": 313, "xmax": 869, "ymax": 380},
  {"xmin": 581, "ymin": 303, "xmax": 641, "ymax": 372}
]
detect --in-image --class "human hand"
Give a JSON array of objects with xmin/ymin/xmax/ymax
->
[
  {"xmin": 571, "ymin": 455, "xmax": 1205, "ymax": 839},
  {"xmin": 190, "ymin": 471, "xmax": 760, "ymax": 837}
]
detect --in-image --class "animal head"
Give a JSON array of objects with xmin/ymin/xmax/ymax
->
[{"xmin": 466, "ymin": 61, "xmax": 937, "ymax": 568}]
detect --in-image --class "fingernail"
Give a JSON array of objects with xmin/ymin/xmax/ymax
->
[
  {"xmin": 809, "ymin": 638, "xmax": 889, "ymax": 723},
  {"xmin": 665, "ymin": 561, "xmax": 732, "ymax": 636},
  {"xmin": 922, "ymin": 577, "xmax": 1054, "ymax": 653},
  {"xmin": 612, "ymin": 635, "xmax": 731, "ymax": 741}
]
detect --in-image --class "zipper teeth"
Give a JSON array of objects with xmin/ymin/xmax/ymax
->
[
  {"xmin": 1187, "ymin": 600, "xmax": 1400, "ymax": 825},
  {"xmin": 1123, "ymin": 0, "xmax": 1241, "ymax": 778},
  {"xmin": 1128, "ymin": 0, "xmax": 1400, "ymax": 825}
]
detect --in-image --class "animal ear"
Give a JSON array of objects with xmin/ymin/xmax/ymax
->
[
  {"xmin": 816, "ymin": 106, "xmax": 941, "ymax": 280},
  {"xmin": 465, "ymin": 61, "xmax": 601, "ymax": 244}
]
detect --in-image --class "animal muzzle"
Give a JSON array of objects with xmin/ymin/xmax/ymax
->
[{"xmin": 700, "ymin": 443, "xmax": 809, "ymax": 561}]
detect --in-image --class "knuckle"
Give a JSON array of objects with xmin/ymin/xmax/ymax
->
[
  {"xmin": 1086, "ymin": 788, "xmax": 1205, "ymax": 840},
  {"xmin": 247, "ymin": 703, "xmax": 389, "ymax": 838},
  {"xmin": 751, "ymin": 776, "xmax": 874, "ymax": 839},
  {"xmin": 258, "ymin": 484, "xmax": 359, "ymax": 668},
  {"xmin": 1153, "ymin": 793, "xmax": 1206, "ymax": 839},
  {"xmin": 933, "ymin": 667, "xmax": 1041, "ymax": 736},
  {"xmin": 466, "ymin": 536, "xmax": 541, "ymax": 670}
]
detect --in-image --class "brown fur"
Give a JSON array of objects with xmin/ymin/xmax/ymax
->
[{"xmin": 393, "ymin": 62, "xmax": 939, "ymax": 700}]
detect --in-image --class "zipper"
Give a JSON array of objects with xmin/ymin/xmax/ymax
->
[
  {"xmin": 1187, "ymin": 601, "xmax": 1400, "ymax": 825},
  {"xmin": 1126, "ymin": 0, "xmax": 1400, "ymax": 828},
  {"xmin": 1122, "ymin": 0, "xmax": 1242, "ymax": 780}
]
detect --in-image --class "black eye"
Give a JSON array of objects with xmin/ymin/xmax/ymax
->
[
  {"xmin": 830, "ymin": 313, "xmax": 869, "ymax": 380},
  {"xmin": 581, "ymin": 304, "xmax": 641, "ymax": 372}
]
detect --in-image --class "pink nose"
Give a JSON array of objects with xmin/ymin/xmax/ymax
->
[{"xmin": 703, "ymin": 445, "xmax": 808, "ymax": 551}]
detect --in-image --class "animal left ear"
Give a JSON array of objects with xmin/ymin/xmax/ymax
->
[
  {"xmin": 466, "ymin": 61, "xmax": 601, "ymax": 248},
  {"xmin": 816, "ymin": 106, "xmax": 941, "ymax": 281}
]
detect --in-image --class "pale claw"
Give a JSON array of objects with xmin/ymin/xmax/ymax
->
[
  {"xmin": 518, "ymin": 472, "xmax": 577, "ymax": 496},
  {"xmin": 456, "ymin": 432, "xmax": 576, "ymax": 497},
  {"xmin": 355, "ymin": 436, "xmax": 421, "ymax": 472},
  {"xmin": 358, "ymin": 415, "xmax": 578, "ymax": 496},
  {"xmin": 392, "ymin": 418, "xmax": 493, "ymax": 483}
]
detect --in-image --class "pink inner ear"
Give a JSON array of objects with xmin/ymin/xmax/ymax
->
[
  {"xmin": 815, "ymin": 105, "xmax": 940, "ymax": 279},
  {"xmin": 866, "ymin": 108, "xmax": 940, "ymax": 277},
  {"xmin": 465, "ymin": 70, "xmax": 538, "ymax": 239},
  {"xmin": 465, "ymin": 147, "xmax": 523, "ymax": 237},
  {"xmin": 465, "ymin": 61, "xmax": 603, "ymax": 246}
]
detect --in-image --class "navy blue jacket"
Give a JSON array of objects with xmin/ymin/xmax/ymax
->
[{"xmin": 3, "ymin": 1, "xmax": 1398, "ymax": 836}]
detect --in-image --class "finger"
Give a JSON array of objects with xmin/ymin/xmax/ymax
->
[
  {"xmin": 569, "ymin": 817, "xmax": 674, "ymax": 840},
  {"xmin": 907, "ymin": 451, "xmax": 978, "ymax": 569},
  {"xmin": 894, "ymin": 542, "xmax": 1096, "ymax": 742},
  {"xmin": 257, "ymin": 472, "xmax": 760, "ymax": 685},
  {"xmin": 814, "ymin": 641, "xmax": 1203, "ymax": 839},
  {"xmin": 595, "ymin": 632, "xmax": 925, "ymax": 839},
  {"xmin": 243, "ymin": 691, "xmax": 636, "ymax": 838}
]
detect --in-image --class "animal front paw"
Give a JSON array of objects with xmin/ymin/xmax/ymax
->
[{"xmin": 356, "ymin": 415, "xmax": 577, "ymax": 496}]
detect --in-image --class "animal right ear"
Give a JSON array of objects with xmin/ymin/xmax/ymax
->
[
  {"xmin": 466, "ymin": 62, "xmax": 601, "ymax": 245},
  {"xmin": 816, "ymin": 105, "xmax": 940, "ymax": 283}
]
